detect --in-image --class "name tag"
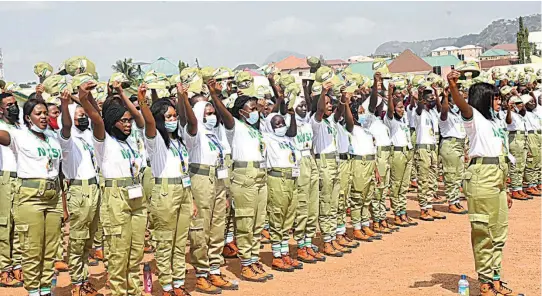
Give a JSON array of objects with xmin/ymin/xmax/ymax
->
[
  {"xmin": 217, "ymin": 168, "xmax": 229, "ymax": 180},
  {"xmin": 127, "ymin": 185, "xmax": 143, "ymax": 199},
  {"xmin": 335, "ymin": 155, "xmax": 340, "ymax": 163},
  {"xmin": 292, "ymin": 167, "xmax": 300, "ymax": 177},
  {"xmin": 182, "ymin": 175, "xmax": 192, "ymax": 188},
  {"xmin": 301, "ymin": 150, "xmax": 311, "ymax": 157}
]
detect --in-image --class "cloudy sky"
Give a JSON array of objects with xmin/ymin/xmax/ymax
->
[{"xmin": 2, "ymin": 1, "xmax": 540, "ymax": 82}]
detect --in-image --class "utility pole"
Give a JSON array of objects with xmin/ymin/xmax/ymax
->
[
  {"xmin": 0, "ymin": 48, "xmax": 4, "ymax": 80},
  {"xmin": 195, "ymin": 58, "xmax": 200, "ymax": 69}
]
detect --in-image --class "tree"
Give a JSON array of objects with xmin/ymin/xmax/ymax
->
[
  {"xmin": 178, "ymin": 60, "xmax": 188, "ymax": 73},
  {"xmin": 111, "ymin": 58, "xmax": 138, "ymax": 82},
  {"xmin": 517, "ymin": 17, "xmax": 532, "ymax": 64}
]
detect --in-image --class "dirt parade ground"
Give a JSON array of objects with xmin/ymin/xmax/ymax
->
[{"xmin": 1, "ymin": 188, "xmax": 540, "ymax": 296}]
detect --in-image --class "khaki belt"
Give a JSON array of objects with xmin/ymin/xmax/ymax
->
[
  {"xmin": 268, "ymin": 168, "xmax": 296, "ymax": 179},
  {"xmin": 416, "ymin": 144, "xmax": 436, "ymax": 150},
  {"xmin": 104, "ymin": 178, "xmax": 140, "ymax": 187},
  {"xmin": 21, "ymin": 179, "xmax": 58, "ymax": 190},
  {"xmin": 69, "ymin": 177, "xmax": 98, "ymax": 186},
  {"xmin": 155, "ymin": 177, "xmax": 184, "ymax": 185},
  {"xmin": 393, "ymin": 146, "xmax": 409, "ymax": 152},
  {"xmin": 527, "ymin": 130, "xmax": 536, "ymax": 134},
  {"xmin": 189, "ymin": 163, "xmax": 218, "ymax": 176},
  {"xmin": 442, "ymin": 137, "xmax": 465, "ymax": 143},
  {"xmin": 0, "ymin": 171, "xmax": 17, "ymax": 178},
  {"xmin": 350, "ymin": 154, "xmax": 376, "ymax": 161},
  {"xmin": 233, "ymin": 161, "xmax": 264, "ymax": 168},
  {"xmin": 314, "ymin": 153, "xmax": 337, "ymax": 159},
  {"xmin": 469, "ymin": 157, "xmax": 509, "ymax": 166},
  {"xmin": 508, "ymin": 131, "xmax": 526, "ymax": 135},
  {"xmin": 377, "ymin": 146, "xmax": 391, "ymax": 152},
  {"xmin": 338, "ymin": 153, "xmax": 350, "ymax": 160}
]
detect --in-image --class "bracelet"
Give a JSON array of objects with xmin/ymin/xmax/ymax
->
[{"xmin": 339, "ymin": 100, "xmax": 346, "ymax": 105}]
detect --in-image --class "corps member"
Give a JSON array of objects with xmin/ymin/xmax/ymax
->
[
  {"xmin": 506, "ymin": 95, "xmax": 529, "ymax": 200},
  {"xmin": 448, "ymin": 70, "xmax": 518, "ymax": 296},
  {"xmin": 522, "ymin": 94, "xmax": 542, "ymax": 196},
  {"xmin": 0, "ymin": 98, "xmax": 62, "ymax": 296}
]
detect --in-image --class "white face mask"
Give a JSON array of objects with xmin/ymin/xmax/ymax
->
[
  {"xmin": 30, "ymin": 123, "xmax": 46, "ymax": 133},
  {"xmin": 204, "ymin": 114, "xmax": 217, "ymax": 130},
  {"xmin": 274, "ymin": 126, "xmax": 287, "ymax": 137}
]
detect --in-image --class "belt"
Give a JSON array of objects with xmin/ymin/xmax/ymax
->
[
  {"xmin": 21, "ymin": 179, "xmax": 58, "ymax": 190},
  {"xmin": 416, "ymin": 144, "xmax": 436, "ymax": 150},
  {"xmin": 104, "ymin": 178, "xmax": 140, "ymax": 187},
  {"xmin": 146, "ymin": 160, "xmax": 151, "ymax": 167},
  {"xmin": 393, "ymin": 146, "xmax": 409, "ymax": 152},
  {"xmin": 69, "ymin": 177, "xmax": 98, "ymax": 186},
  {"xmin": 339, "ymin": 153, "xmax": 350, "ymax": 160},
  {"xmin": 233, "ymin": 161, "xmax": 264, "ymax": 169},
  {"xmin": 0, "ymin": 171, "xmax": 17, "ymax": 178},
  {"xmin": 189, "ymin": 163, "xmax": 219, "ymax": 176},
  {"xmin": 314, "ymin": 153, "xmax": 337, "ymax": 159},
  {"xmin": 268, "ymin": 168, "xmax": 296, "ymax": 179},
  {"xmin": 442, "ymin": 137, "xmax": 465, "ymax": 143},
  {"xmin": 377, "ymin": 146, "xmax": 391, "ymax": 152},
  {"xmin": 508, "ymin": 131, "xmax": 526, "ymax": 135},
  {"xmin": 527, "ymin": 130, "xmax": 536, "ymax": 134},
  {"xmin": 469, "ymin": 157, "xmax": 509, "ymax": 166},
  {"xmin": 410, "ymin": 127, "xmax": 416, "ymax": 132},
  {"xmin": 350, "ymin": 154, "xmax": 376, "ymax": 161},
  {"xmin": 155, "ymin": 177, "xmax": 185, "ymax": 185}
]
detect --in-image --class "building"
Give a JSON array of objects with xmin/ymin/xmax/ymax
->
[
  {"xmin": 347, "ymin": 55, "xmax": 374, "ymax": 63},
  {"xmin": 273, "ymin": 56, "xmax": 349, "ymax": 83},
  {"xmin": 388, "ymin": 49, "xmax": 433, "ymax": 75},
  {"xmin": 422, "ymin": 55, "xmax": 461, "ymax": 79},
  {"xmin": 233, "ymin": 63, "xmax": 260, "ymax": 71},
  {"xmin": 431, "ymin": 45, "xmax": 483, "ymax": 60},
  {"xmin": 491, "ymin": 44, "xmax": 518, "ymax": 57},
  {"xmin": 479, "ymin": 49, "xmax": 512, "ymax": 61},
  {"xmin": 528, "ymin": 31, "xmax": 542, "ymax": 53},
  {"xmin": 140, "ymin": 57, "xmax": 179, "ymax": 77}
]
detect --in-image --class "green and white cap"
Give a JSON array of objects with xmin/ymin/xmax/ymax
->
[
  {"xmin": 311, "ymin": 82, "xmax": 322, "ymax": 96},
  {"xmin": 213, "ymin": 67, "xmax": 234, "ymax": 80},
  {"xmin": 284, "ymin": 83, "xmax": 301, "ymax": 102},
  {"xmin": 524, "ymin": 66, "xmax": 534, "ymax": 73},
  {"xmin": 315, "ymin": 66, "xmax": 334, "ymax": 83},
  {"xmin": 256, "ymin": 85, "xmax": 272, "ymax": 99},
  {"xmin": 34, "ymin": 62, "xmax": 54, "ymax": 81},
  {"xmin": 372, "ymin": 58, "xmax": 391, "ymax": 78},
  {"xmin": 59, "ymin": 56, "xmax": 97, "ymax": 77},
  {"xmin": 261, "ymin": 64, "xmax": 278, "ymax": 76},
  {"xmin": 4, "ymin": 82, "xmax": 19, "ymax": 92},
  {"xmin": 169, "ymin": 74, "xmax": 182, "ymax": 86},
  {"xmin": 411, "ymin": 75, "xmax": 426, "ymax": 88},
  {"xmin": 279, "ymin": 73, "xmax": 295, "ymax": 89},
  {"xmin": 455, "ymin": 60, "xmax": 480, "ymax": 80},
  {"xmin": 91, "ymin": 82, "xmax": 108, "ymax": 102},
  {"xmin": 43, "ymin": 74, "xmax": 71, "ymax": 96},
  {"xmin": 109, "ymin": 72, "xmax": 131, "ymax": 88},
  {"xmin": 180, "ymin": 68, "xmax": 203, "ymax": 93},
  {"xmin": 72, "ymin": 73, "xmax": 97, "ymax": 92},
  {"xmin": 306, "ymin": 56, "xmax": 321, "ymax": 71},
  {"xmin": 234, "ymin": 71, "xmax": 256, "ymax": 96},
  {"xmin": 500, "ymin": 86, "xmax": 513, "ymax": 95},
  {"xmin": 201, "ymin": 66, "xmax": 215, "ymax": 83},
  {"xmin": 144, "ymin": 70, "xmax": 169, "ymax": 90}
]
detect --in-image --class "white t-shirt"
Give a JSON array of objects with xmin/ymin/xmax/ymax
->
[
  {"xmin": 384, "ymin": 113, "xmax": 412, "ymax": 148},
  {"xmin": 439, "ymin": 110, "xmax": 466, "ymax": 139},
  {"xmin": 368, "ymin": 115, "xmax": 392, "ymax": 147},
  {"xmin": 463, "ymin": 108, "xmax": 506, "ymax": 158},
  {"xmin": 94, "ymin": 133, "xmax": 144, "ymax": 179},
  {"xmin": 311, "ymin": 115, "xmax": 338, "ymax": 154},
  {"xmin": 525, "ymin": 111, "xmax": 541, "ymax": 131},
  {"xmin": 226, "ymin": 118, "xmax": 265, "ymax": 162},
  {"xmin": 263, "ymin": 133, "xmax": 301, "ymax": 169},
  {"xmin": 415, "ymin": 109, "xmax": 437, "ymax": 145},
  {"xmin": 428, "ymin": 108, "xmax": 440, "ymax": 134},
  {"xmin": 9, "ymin": 129, "xmax": 62, "ymax": 179},
  {"xmin": 407, "ymin": 105, "xmax": 417, "ymax": 128},
  {"xmin": 144, "ymin": 133, "xmax": 189, "ymax": 178},
  {"xmin": 336, "ymin": 123, "xmax": 351, "ymax": 154},
  {"xmin": 350, "ymin": 125, "xmax": 376, "ymax": 156},
  {"xmin": 184, "ymin": 126, "xmax": 225, "ymax": 166},
  {"xmin": 0, "ymin": 121, "xmax": 23, "ymax": 172},
  {"xmin": 216, "ymin": 124, "xmax": 232, "ymax": 155},
  {"xmin": 507, "ymin": 112, "xmax": 527, "ymax": 132},
  {"xmin": 293, "ymin": 119, "xmax": 314, "ymax": 152},
  {"xmin": 59, "ymin": 131, "xmax": 98, "ymax": 180}
]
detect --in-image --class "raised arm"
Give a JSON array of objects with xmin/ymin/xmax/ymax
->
[
  {"xmin": 137, "ymin": 84, "xmax": 156, "ymax": 138},
  {"xmin": 415, "ymin": 86, "xmax": 425, "ymax": 116},
  {"xmin": 505, "ymin": 100, "xmax": 513, "ymax": 124},
  {"xmin": 433, "ymin": 84, "xmax": 442, "ymax": 113},
  {"xmin": 60, "ymin": 90, "xmax": 73, "ymax": 139},
  {"xmin": 79, "ymin": 82, "xmax": 104, "ymax": 140},
  {"xmin": 285, "ymin": 107, "xmax": 297, "ymax": 137},
  {"xmin": 344, "ymin": 92, "xmax": 354, "ymax": 133},
  {"xmin": 387, "ymin": 83, "xmax": 395, "ymax": 120},
  {"xmin": 302, "ymin": 79, "xmax": 314, "ymax": 109},
  {"xmin": 334, "ymin": 86, "xmax": 348, "ymax": 123},
  {"xmin": 207, "ymin": 79, "xmax": 234, "ymax": 129},
  {"xmin": 408, "ymin": 85, "xmax": 417, "ymax": 110},
  {"xmin": 447, "ymin": 70, "xmax": 472, "ymax": 119},
  {"xmin": 368, "ymin": 73, "xmax": 381, "ymax": 113},
  {"xmin": 114, "ymin": 81, "xmax": 144, "ymax": 129},
  {"xmin": 440, "ymin": 87, "xmax": 450, "ymax": 121},
  {"xmin": 314, "ymin": 81, "xmax": 333, "ymax": 122},
  {"xmin": 180, "ymin": 83, "xmax": 198, "ymax": 136}
]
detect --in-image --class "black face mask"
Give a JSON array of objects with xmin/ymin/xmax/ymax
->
[
  {"xmin": 111, "ymin": 126, "xmax": 129, "ymax": 141},
  {"xmin": 76, "ymin": 117, "xmax": 90, "ymax": 132},
  {"xmin": 5, "ymin": 104, "xmax": 19, "ymax": 123}
]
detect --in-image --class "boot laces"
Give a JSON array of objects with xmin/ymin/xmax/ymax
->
[{"xmin": 497, "ymin": 281, "xmax": 513, "ymax": 294}]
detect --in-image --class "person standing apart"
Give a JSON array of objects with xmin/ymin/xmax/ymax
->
[
  {"xmin": 506, "ymin": 95, "xmax": 530, "ymax": 200},
  {"xmin": 522, "ymin": 94, "xmax": 542, "ymax": 196}
]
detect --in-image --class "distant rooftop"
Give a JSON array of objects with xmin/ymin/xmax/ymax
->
[
  {"xmin": 432, "ymin": 46, "xmax": 459, "ymax": 52},
  {"xmin": 491, "ymin": 44, "xmax": 518, "ymax": 52},
  {"xmin": 481, "ymin": 49, "xmax": 512, "ymax": 57},
  {"xmin": 422, "ymin": 55, "xmax": 461, "ymax": 67}
]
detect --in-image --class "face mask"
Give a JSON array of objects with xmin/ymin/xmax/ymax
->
[
  {"xmin": 428, "ymin": 101, "xmax": 436, "ymax": 109},
  {"xmin": 111, "ymin": 126, "xmax": 129, "ymax": 141},
  {"xmin": 30, "ymin": 122, "xmax": 46, "ymax": 133},
  {"xmin": 273, "ymin": 126, "xmax": 287, "ymax": 137},
  {"xmin": 48, "ymin": 117, "xmax": 59, "ymax": 130},
  {"xmin": 358, "ymin": 114, "xmax": 368, "ymax": 126},
  {"xmin": 495, "ymin": 80, "xmax": 500, "ymax": 86},
  {"xmin": 76, "ymin": 117, "xmax": 89, "ymax": 132},
  {"xmin": 514, "ymin": 106, "xmax": 520, "ymax": 113},
  {"xmin": 243, "ymin": 110, "xmax": 259, "ymax": 125},
  {"xmin": 164, "ymin": 121, "xmax": 178, "ymax": 133},
  {"xmin": 6, "ymin": 105, "xmax": 19, "ymax": 123},
  {"xmin": 204, "ymin": 115, "xmax": 217, "ymax": 130},
  {"xmin": 450, "ymin": 105, "xmax": 459, "ymax": 114},
  {"xmin": 295, "ymin": 113, "xmax": 307, "ymax": 123}
]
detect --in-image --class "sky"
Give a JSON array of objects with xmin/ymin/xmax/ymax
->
[{"xmin": 1, "ymin": 1, "xmax": 540, "ymax": 82}]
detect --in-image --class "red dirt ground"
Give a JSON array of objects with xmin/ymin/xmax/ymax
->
[{"xmin": 2, "ymin": 191, "xmax": 540, "ymax": 296}]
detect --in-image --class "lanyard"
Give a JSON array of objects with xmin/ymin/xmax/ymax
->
[
  {"xmin": 206, "ymin": 133, "xmax": 225, "ymax": 167},
  {"xmin": 30, "ymin": 131, "xmax": 54, "ymax": 171},
  {"xmin": 79, "ymin": 137, "xmax": 97, "ymax": 172},
  {"xmin": 116, "ymin": 139, "xmax": 138, "ymax": 178},
  {"xmin": 285, "ymin": 141, "xmax": 297, "ymax": 166},
  {"xmin": 171, "ymin": 139, "xmax": 188, "ymax": 174},
  {"xmin": 323, "ymin": 118, "xmax": 337, "ymax": 147}
]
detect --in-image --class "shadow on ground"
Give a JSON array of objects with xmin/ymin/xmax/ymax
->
[{"xmin": 411, "ymin": 273, "xmax": 479, "ymax": 295}]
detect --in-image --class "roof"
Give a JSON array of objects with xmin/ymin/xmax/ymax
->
[
  {"xmin": 347, "ymin": 59, "xmax": 394, "ymax": 77},
  {"xmin": 480, "ymin": 58, "xmax": 515, "ymax": 70},
  {"xmin": 233, "ymin": 63, "xmax": 260, "ymax": 71},
  {"xmin": 481, "ymin": 49, "xmax": 511, "ymax": 57},
  {"xmin": 491, "ymin": 44, "xmax": 518, "ymax": 52},
  {"xmin": 460, "ymin": 45, "xmax": 482, "ymax": 49},
  {"xmin": 274, "ymin": 56, "xmax": 308, "ymax": 71},
  {"xmin": 388, "ymin": 49, "xmax": 432, "ymax": 73},
  {"xmin": 141, "ymin": 57, "xmax": 179, "ymax": 77},
  {"xmin": 325, "ymin": 59, "xmax": 349, "ymax": 66},
  {"xmin": 432, "ymin": 46, "xmax": 458, "ymax": 52},
  {"xmin": 422, "ymin": 55, "xmax": 461, "ymax": 67}
]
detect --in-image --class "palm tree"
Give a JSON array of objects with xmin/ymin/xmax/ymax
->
[{"xmin": 111, "ymin": 58, "xmax": 138, "ymax": 81}]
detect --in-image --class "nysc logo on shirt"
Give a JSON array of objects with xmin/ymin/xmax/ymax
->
[
  {"xmin": 38, "ymin": 147, "xmax": 61, "ymax": 159},
  {"xmin": 82, "ymin": 142, "xmax": 94, "ymax": 152},
  {"xmin": 247, "ymin": 129, "xmax": 259, "ymax": 139},
  {"xmin": 296, "ymin": 132, "xmax": 312, "ymax": 145},
  {"xmin": 121, "ymin": 149, "xmax": 140, "ymax": 160}
]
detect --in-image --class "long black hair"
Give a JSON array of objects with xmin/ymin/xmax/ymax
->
[
  {"xmin": 230, "ymin": 95, "xmax": 257, "ymax": 120},
  {"xmin": 151, "ymin": 99, "xmax": 178, "ymax": 148},
  {"xmin": 468, "ymin": 82, "xmax": 495, "ymax": 120},
  {"xmin": 22, "ymin": 98, "xmax": 47, "ymax": 128}
]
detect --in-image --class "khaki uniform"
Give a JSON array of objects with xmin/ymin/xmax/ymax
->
[
  {"xmin": 349, "ymin": 156, "xmax": 376, "ymax": 227},
  {"xmin": 524, "ymin": 132, "xmax": 541, "ymax": 187},
  {"xmin": 267, "ymin": 169, "xmax": 297, "ymax": 255},
  {"xmin": 416, "ymin": 145, "xmax": 437, "ymax": 209},
  {"xmin": 390, "ymin": 147, "xmax": 413, "ymax": 215},
  {"xmin": 0, "ymin": 172, "xmax": 21, "ymax": 271},
  {"xmin": 371, "ymin": 147, "xmax": 391, "ymax": 222},
  {"xmin": 293, "ymin": 154, "xmax": 319, "ymax": 247},
  {"xmin": 440, "ymin": 138, "xmax": 465, "ymax": 204},
  {"xmin": 13, "ymin": 179, "xmax": 62, "ymax": 292},
  {"xmin": 337, "ymin": 156, "xmax": 352, "ymax": 234},
  {"xmin": 66, "ymin": 179, "xmax": 100, "ymax": 284},
  {"xmin": 231, "ymin": 163, "xmax": 267, "ymax": 266},
  {"xmin": 316, "ymin": 155, "xmax": 340, "ymax": 242},
  {"xmin": 189, "ymin": 165, "xmax": 227, "ymax": 276},
  {"xmin": 224, "ymin": 155, "xmax": 235, "ymax": 245},
  {"xmin": 508, "ymin": 132, "xmax": 527, "ymax": 191},
  {"xmin": 410, "ymin": 128, "xmax": 417, "ymax": 181}
]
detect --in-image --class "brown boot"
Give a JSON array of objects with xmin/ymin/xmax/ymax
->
[
  {"xmin": 331, "ymin": 239, "xmax": 351, "ymax": 253},
  {"xmin": 352, "ymin": 229, "xmax": 373, "ymax": 242},
  {"xmin": 222, "ymin": 242, "xmax": 238, "ymax": 259},
  {"xmin": 252, "ymin": 262, "xmax": 273, "ymax": 280},
  {"xmin": 261, "ymin": 229, "xmax": 270, "ymax": 244},
  {"xmin": 343, "ymin": 234, "xmax": 360, "ymax": 247},
  {"xmin": 403, "ymin": 214, "xmax": 418, "ymax": 226},
  {"xmin": 427, "ymin": 208, "xmax": 446, "ymax": 219},
  {"xmin": 336, "ymin": 234, "xmax": 359, "ymax": 249},
  {"xmin": 271, "ymin": 257, "xmax": 293, "ymax": 272},
  {"xmin": 373, "ymin": 222, "xmax": 392, "ymax": 234},
  {"xmin": 93, "ymin": 248, "xmax": 104, "ymax": 260},
  {"xmin": 394, "ymin": 215, "xmax": 409, "ymax": 227},
  {"xmin": 209, "ymin": 274, "xmax": 239, "ymax": 290},
  {"xmin": 283, "ymin": 255, "xmax": 303, "ymax": 270},
  {"xmin": 361, "ymin": 226, "xmax": 382, "ymax": 240},
  {"xmin": 525, "ymin": 186, "xmax": 541, "ymax": 197},
  {"xmin": 480, "ymin": 282, "xmax": 501, "ymax": 296},
  {"xmin": 428, "ymin": 195, "xmax": 446, "ymax": 204},
  {"xmin": 322, "ymin": 242, "xmax": 343, "ymax": 257},
  {"xmin": 449, "ymin": 203, "xmax": 468, "ymax": 214},
  {"xmin": 54, "ymin": 261, "xmax": 69, "ymax": 272},
  {"xmin": 79, "ymin": 282, "xmax": 102, "ymax": 296},
  {"xmin": 195, "ymin": 277, "xmax": 222, "ymax": 294},
  {"xmin": 382, "ymin": 219, "xmax": 400, "ymax": 232},
  {"xmin": 296, "ymin": 247, "xmax": 317, "ymax": 264},
  {"xmin": 493, "ymin": 280, "xmax": 517, "ymax": 296},
  {"xmin": 511, "ymin": 191, "xmax": 529, "ymax": 200},
  {"xmin": 144, "ymin": 245, "xmax": 155, "ymax": 254},
  {"xmin": 306, "ymin": 246, "xmax": 326, "ymax": 262},
  {"xmin": 12, "ymin": 268, "xmax": 23, "ymax": 283},
  {"xmin": 410, "ymin": 180, "xmax": 418, "ymax": 188},
  {"xmin": 240, "ymin": 265, "xmax": 266, "ymax": 282},
  {"xmin": 419, "ymin": 210, "xmax": 435, "ymax": 221},
  {"xmin": 162, "ymin": 290, "xmax": 176, "ymax": 296},
  {"xmin": 0, "ymin": 270, "xmax": 23, "ymax": 287},
  {"xmin": 173, "ymin": 286, "xmax": 192, "ymax": 296}
]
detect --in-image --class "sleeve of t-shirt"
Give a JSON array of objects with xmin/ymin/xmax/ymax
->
[
  {"xmin": 58, "ymin": 134, "xmax": 74, "ymax": 156},
  {"xmin": 93, "ymin": 133, "xmax": 108, "ymax": 163},
  {"xmin": 144, "ymin": 133, "xmax": 157, "ymax": 155},
  {"xmin": 225, "ymin": 118, "xmax": 238, "ymax": 146},
  {"xmin": 182, "ymin": 125, "xmax": 200, "ymax": 150},
  {"xmin": 310, "ymin": 114, "xmax": 323, "ymax": 131},
  {"xmin": 7, "ymin": 128, "xmax": 21, "ymax": 153},
  {"xmin": 462, "ymin": 108, "xmax": 479, "ymax": 132}
]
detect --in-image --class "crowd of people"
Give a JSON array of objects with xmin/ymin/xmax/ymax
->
[{"xmin": 0, "ymin": 56, "xmax": 540, "ymax": 296}]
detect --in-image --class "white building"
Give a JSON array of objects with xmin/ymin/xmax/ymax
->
[
  {"xmin": 528, "ymin": 31, "xmax": 542, "ymax": 52},
  {"xmin": 431, "ymin": 45, "xmax": 483, "ymax": 60}
]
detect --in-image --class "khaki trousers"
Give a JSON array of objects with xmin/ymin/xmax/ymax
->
[
  {"xmin": 316, "ymin": 156, "xmax": 340, "ymax": 243},
  {"xmin": 0, "ymin": 173, "xmax": 21, "ymax": 270},
  {"xmin": 390, "ymin": 148, "xmax": 413, "ymax": 215},
  {"xmin": 371, "ymin": 148, "xmax": 391, "ymax": 222},
  {"xmin": 350, "ymin": 158, "xmax": 376, "ymax": 227},
  {"xmin": 508, "ymin": 133, "xmax": 527, "ymax": 191},
  {"xmin": 293, "ymin": 155, "xmax": 319, "ymax": 244},
  {"xmin": 524, "ymin": 133, "xmax": 541, "ymax": 186},
  {"xmin": 440, "ymin": 138, "xmax": 465, "ymax": 205}
]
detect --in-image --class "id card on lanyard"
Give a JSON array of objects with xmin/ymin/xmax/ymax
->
[
  {"xmin": 117, "ymin": 139, "xmax": 143, "ymax": 199},
  {"xmin": 206, "ymin": 134, "xmax": 228, "ymax": 180},
  {"xmin": 285, "ymin": 141, "xmax": 300, "ymax": 177},
  {"xmin": 171, "ymin": 139, "xmax": 191, "ymax": 188},
  {"xmin": 323, "ymin": 118, "xmax": 340, "ymax": 163}
]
